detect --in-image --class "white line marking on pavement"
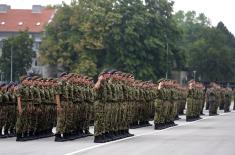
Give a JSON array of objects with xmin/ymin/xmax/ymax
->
[{"xmin": 65, "ymin": 111, "xmax": 235, "ymax": 155}]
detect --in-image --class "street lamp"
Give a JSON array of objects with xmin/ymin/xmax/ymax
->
[
  {"xmin": 165, "ymin": 34, "xmax": 169, "ymax": 79},
  {"xmin": 0, "ymin": 40, "xmax": 3, "ymax": 57},
  {"xmin": 193, "ymin": 70, "xmax": 197, "ymax": 81},
  {"xmin": 10, "ymin": 45, "xmax": 13, "ymax": 82},
  {"xmin": 0, "ymin": 41, "xmax": 3, "ymax": 82}
]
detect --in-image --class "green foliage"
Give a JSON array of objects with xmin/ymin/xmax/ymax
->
[
  {"xmin": 174, "ymin": 11, "xmax": 235, "ymax": 82},
  {"xmin": 40, "ymin": 1, "xmax": 235, "ymax": 82},
  {"xmin": 0, "ymin": 31, "xmax": 34, "ymax": 82},
  {"xmin": 40, "ymin": 0, "xmax": 183, "ymax": 81}
]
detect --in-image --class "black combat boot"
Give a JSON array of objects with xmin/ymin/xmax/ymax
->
[
  {"xmin": 125, "ymin": 129, "xmax": 134, "ymax": 137},
  {"xmin": 22, "ymin": 132, "xmax": 28, "ymax": 141},
  {"xmin": 94, "ymin": 134, "xmax": 106, "ymax": 143},
  {"xmin": 0, "ymin": 128, "xmax": 7, "ymax": 138},
  {"xmin": 4, "ymin": 130, "xmax": 8, "ymax": 136},
  {"xmin": 111, "ymin": 131, "xmax": 118, "ymax": 140},
  {"xmin": 94, "ymin": 135, "xmax": 102, "ymax": 143},
  {"xmin": 16, "ymin": 133, "xmax": 23, "ymax": 141},
  {"xmin": 104, "ymin": 132, "xmax": 112, "ymax": 142},
  {"xmin": 84, "ymin": 129, "xmax": 92, "ymax": 136},
  {"xmin": 130, "ymin": 122, "xmax": 138, "ymax": 129},
  {"xmin": 54, "ymin": 133, "xmax": 60, "ymax": 142},
  {"xmin": 154, "ymin": 123, "xmax": 160, "ymax": 130}
]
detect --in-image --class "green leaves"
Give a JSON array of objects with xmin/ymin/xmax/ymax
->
[
  {"xmin": 0, "ymin": 31, "xmax": 34, "ymax": 82},
  {"xmin": 40, "ymin": 0, "xmax": 182, "ymax": 80},
  {"xmin": 174, "ymin": 11, "xmax": 235, "ymax": 82}
]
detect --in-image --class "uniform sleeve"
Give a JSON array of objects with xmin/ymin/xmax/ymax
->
[
  {"xmin": 15, "ymin": 86, "xmax": 22, "ymax": 97},
  {"xmin": 54, "ymin": 82, "xmax": 63, "ymax": 95},
  {"xmin": 0, "ymin": 92, "xmax": 3, "ymax": 102}
]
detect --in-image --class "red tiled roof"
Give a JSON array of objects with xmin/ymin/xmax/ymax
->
[{"xmin": 0, "ymin": 8, "xmax": 55, "ymax": 33}]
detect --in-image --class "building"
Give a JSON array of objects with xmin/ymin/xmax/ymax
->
[{"xmin": 0, "ymin": 4, "xmax": 55, "ymax": 78}]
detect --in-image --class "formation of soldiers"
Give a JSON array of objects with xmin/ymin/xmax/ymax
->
[
  {"xmin": 54, "ymin": 73, "xmax": 95, "ymax": 141},
  {"xmin": 154, "ymin": 79, "xmax": 187, "ymax": 129},
  {"xmin": 15, "ymin": 76, "xmax": 57, "ymax": 141},
  {"xmin": 206, "ymin": 83, "xmax": 233, "ymax": 116},
  {"xmin": 0, "ymin": 71, "xmax": 234, "ymax": 143},
  {"xmin": 219, "ymin": 87, "xmax": 233, "ymax": 112},
  {"xmin": 93, "ymin": 70, "xmax": 156, "ymax": 143},
  {"xmin": 234, "ymin": 89, "xmax": 235, "ymax": 110},
  {"xmin": 0, "ymin": 82, "xmax": 17, "ymax": 138},
  {"xmin": 186, "ymin": 80, "xmax": 205, "ymax": 121}
]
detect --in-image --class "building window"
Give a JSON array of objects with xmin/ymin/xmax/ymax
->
[
  {"xmin": 18, "ymin": 22, "xmax": 23, "ymax": 26},
  {"xmin": 33, "ymin": 42, "xmax": 41, "ymax": 52},
  {"xmin": 36, "ymin": 22, "xmax": 41, "ymax": 26},
  {"xmin": 35, "ymin": 60, "xmax": 38, "ymax": 66}
]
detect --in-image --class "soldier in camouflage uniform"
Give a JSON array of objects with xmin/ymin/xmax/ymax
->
[
  {"xmin": 0, "ymin": 83, "xmax": 6, "ymax": 138},
  {"xmin": 15, "ymin": 76, "xmax": 31, "ymax": 141},
  {"xmin": 94, "ymin": 71, "xmax": 110, "ymax": 143},
  {"xmin": 55, "ymin": 73, "xmax": 94, "ymax": 142},
  {"xmin": 206, "ymin": 83, "xmax": 219, "ymax": 116},
  {"xmin": 4, "ymin": 83, "xmax": 17, "ymax": 137},
  {"xmin": 154, "ymin": 79, "xmax": 177, "ymax": 129},
  {"xmin": 224, "ymin": 87, "xmax": 232, "ymax": 113},
  {"xmin": 186, "ymin": 80, "xmax": 204, "ymax": 121},
  {"xmin": 15, "ymin": 76, "xmax": 56, "ymax": 141},
  {"xmin": 94, "ymin": 70, "xmax": 134, "ymax": 143},
  {"xmin": 178, "ymin": 86, "xmax": 188, "ymax": 115},
  {"xmin": 233, "ymin": 89, "xmax": 235, "ymax": 111},
  {"xmin": 219, "ymin": 88, "xmax": 225, "ymax": 110}
]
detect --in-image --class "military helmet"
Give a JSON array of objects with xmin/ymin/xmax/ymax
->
[
  {"xmin": 59, "ymin": 72, "xmax": 68, "ymax": 78},
  {"xmin": 19, "ymin": 75, "xmax": 28, "ymax": 82}
]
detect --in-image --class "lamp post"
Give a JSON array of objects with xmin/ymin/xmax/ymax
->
[
  {"xmin": 165, "ymin": 34, "xmax": 169, "ymax": 79},
  {"xmin": 10, "ymin": 45, "xmax": 13, "ymax": 82},
  {"xmin": 0, "ymin": 41, "xmax": 2, "ymax": 58},
  {"xmin": 193, "ymin": 70, "xmax": 196, "ymax": 81},
  {"xmin": 0, "ymin": 41, "xmax": 3, "ymax": 82}
]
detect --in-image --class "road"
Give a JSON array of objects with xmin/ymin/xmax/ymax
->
[{"xmin": 0, "ymin": 107, "xmax": 235, "ymax": 155}]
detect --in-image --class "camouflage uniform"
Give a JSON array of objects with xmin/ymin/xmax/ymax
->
[
  {"xmin": 154, "ymin": 88, "xmax": 165, "ymax": 127},
  {"xmin": 55, "ymin": 79, "xmax": 69, "ymax": 139},
  {"xmin": 15, "ymin": 83, "xmax": 30, "ymax": 140},
  {"xmin": 224, "ymin": 88, "xmax": 232, "ymax": 112},
  {"xmin": 206, "ymin": 87, "xmax": 217, "ymax": 116},
  {"xmin": 94, "ymin": 80, "xmax": 107, "ymax": 139},
  {"xmin": 0, "ymin": 86, "xmax": 6, "ymax": 137}
]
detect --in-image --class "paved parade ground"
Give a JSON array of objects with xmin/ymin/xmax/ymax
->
[{"xmin": 0, "ymin": 107, "xmax": 235, "ymax": 155}]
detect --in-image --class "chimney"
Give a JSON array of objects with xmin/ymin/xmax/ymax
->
[
  {"xmin": 32, "ymin": 5, "xmax": 43, "ymax": 13},
  {"xmin": 0, "ymin": 4, "xmax": 10, "ymax": 13}
]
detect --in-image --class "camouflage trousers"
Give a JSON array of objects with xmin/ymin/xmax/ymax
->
[
  {"xmin": 154, "ymin": 99, "xmax": 165, "ymax": 124},
  {"xmin": 56, "ymin": 101, "xmax": 68, "ymax": 134},
  {"xmin": 94, "ymin": 100, "xmax": 105, "ymax": 136},
  {"xmin": 224, "ymin": 99, "xmax": 231, "ymax": 112},
  {"xmin": 0, "ymin": 105, "xmax": 5, "ymax": 132},
  {"xmin": 16, "ymin": 105, "xmax": 28, "ymax": 134},
  {"xmin": 186, "ymin": 98, "xmax": 194, "ymax": 117},
  {"xmin": 208, "ymin": 100, "xmax": 217, "ymax": 115},
  {"xmin": 178, "ymin": 100, "xmax": 186, "ymax": 115}
]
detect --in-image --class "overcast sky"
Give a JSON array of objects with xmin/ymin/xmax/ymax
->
[{"xmin": 1, "ymin": 0, "xmax": 235, "ymax": 34}]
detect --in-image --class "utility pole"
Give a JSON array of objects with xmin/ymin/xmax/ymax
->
[
  {"xmin": 193, "ymin": 70, "xmax": 196, "ymax": 81},
  {"xmin": 10, "ymin": 45, "xmax": 13, "ymax": 82},
  {"xmin": 166, "ymin": 42, "xmax": 169, "ymax": 79}
]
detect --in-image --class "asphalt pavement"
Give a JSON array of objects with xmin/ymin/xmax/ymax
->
[{"xmin": 0, "ymin": 104, "xmax": 235, "ymax": 155}]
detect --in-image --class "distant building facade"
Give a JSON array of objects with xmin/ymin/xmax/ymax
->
[{"xmin": 0, "ymin": 4, "xmax": 55, "ymax": 78}]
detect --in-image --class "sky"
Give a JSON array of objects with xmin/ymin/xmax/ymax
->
[{"xmin": 1, "ymin": 0, "xmax": 235, "ymax": 34}]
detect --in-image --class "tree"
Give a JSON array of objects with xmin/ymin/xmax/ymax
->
[
  {"xmin": 0, "ymin": 31, "xmax": 34, "ymax": 82},
  {"xmin": 174, "ymin": 11, "xmax": 235, "ymax": 82},
  {"xmin": 40, "ymin": 0, "xmax": 182, "ymax": 80}
]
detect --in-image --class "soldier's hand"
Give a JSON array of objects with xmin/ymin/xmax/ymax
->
[
  {"xmin": 57, "ymin": 107, "xmax": 63, "ymax": 112},
  {"xmin": 94, "ymin": 81, "xmax": 101, "ymax": 90}
]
